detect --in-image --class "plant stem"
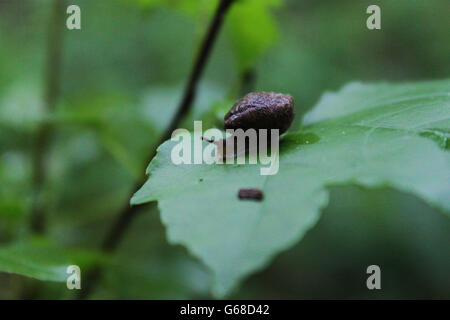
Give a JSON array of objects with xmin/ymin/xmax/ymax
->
[
  {"xmin": 239, "ymin": 69, "xmax": 256, "ymax": 97},
  {"xmin": 30, "ymin": 0, "xmax": 65, "ymax": 234},
  {"xmin": 78, "ymin": 0, "xmax": 236, "ymax": 299},
  {"xmin": 159, "ymin": 0, "xmax": 235, "ymax": 143}
]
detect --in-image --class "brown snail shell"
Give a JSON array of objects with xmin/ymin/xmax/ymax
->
[
  {"xmin": 224, "ymin": 92, "xmax": 295, "ymax": 134},
  {"xmin": 202, "ymin": 92, "xmax": 295, "ymax": 159}
]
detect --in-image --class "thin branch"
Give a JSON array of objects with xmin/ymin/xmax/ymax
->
[
  {"xmin": 30, "ymin": 0, "xmax": 65, "ymax": 233},
  {"xmin": 78, "ymin": 0, "xmax": 236, "ymax": 299},
  {"xmin": 159, "ymin": 0, "xmax": 235, "ymax": 143}
]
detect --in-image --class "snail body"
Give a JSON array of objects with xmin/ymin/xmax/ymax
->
[{"xmin": 203, "ymin": 91, "xmax": 295, "ymax": 159}]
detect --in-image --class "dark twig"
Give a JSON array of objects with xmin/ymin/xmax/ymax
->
[
  {"xmin": 159, "ymin": 0, "xmax": 235, "ymax": 143},
  {"xmin": 239, "ymin": 69, "xmax": 256, "ymax": 97},
  {"xmin": 30, "ymin": 0, "xmax": 65, "ymax": 233},
  {"xmin": 78, "ymin": 0, "xmax": 236, "ymax": 299}
]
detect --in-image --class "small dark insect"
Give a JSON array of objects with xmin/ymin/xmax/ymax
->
[{"xmin": 238, "ymin": 188, "xmax": 264, "ymax": 201}]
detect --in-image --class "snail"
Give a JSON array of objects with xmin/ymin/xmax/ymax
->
[{"xmin": 202, "ymin": 91, "xmax": 295, "ymax": 158}]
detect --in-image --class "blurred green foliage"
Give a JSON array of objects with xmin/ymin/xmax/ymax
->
[{"xmin": 0, "ymin": 0, "xmax": 449, "ymax": 299}]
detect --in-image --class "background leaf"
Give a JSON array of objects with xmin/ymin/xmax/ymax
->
[
  {"xmin": 226, "ymin": 0, "xmax": 281, "ymax": 71},
  {"xmin": 0, "ymin": 238, "xmax": 101, "ymax": 282}
]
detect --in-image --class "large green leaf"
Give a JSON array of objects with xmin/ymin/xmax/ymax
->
[
  {"xmin": 131, "ymin": 79, "xmax": 450, "ymax": 297},
  {"xmin": 0, "ymin": 238, "xmax": 102, "ymax": 282}
]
